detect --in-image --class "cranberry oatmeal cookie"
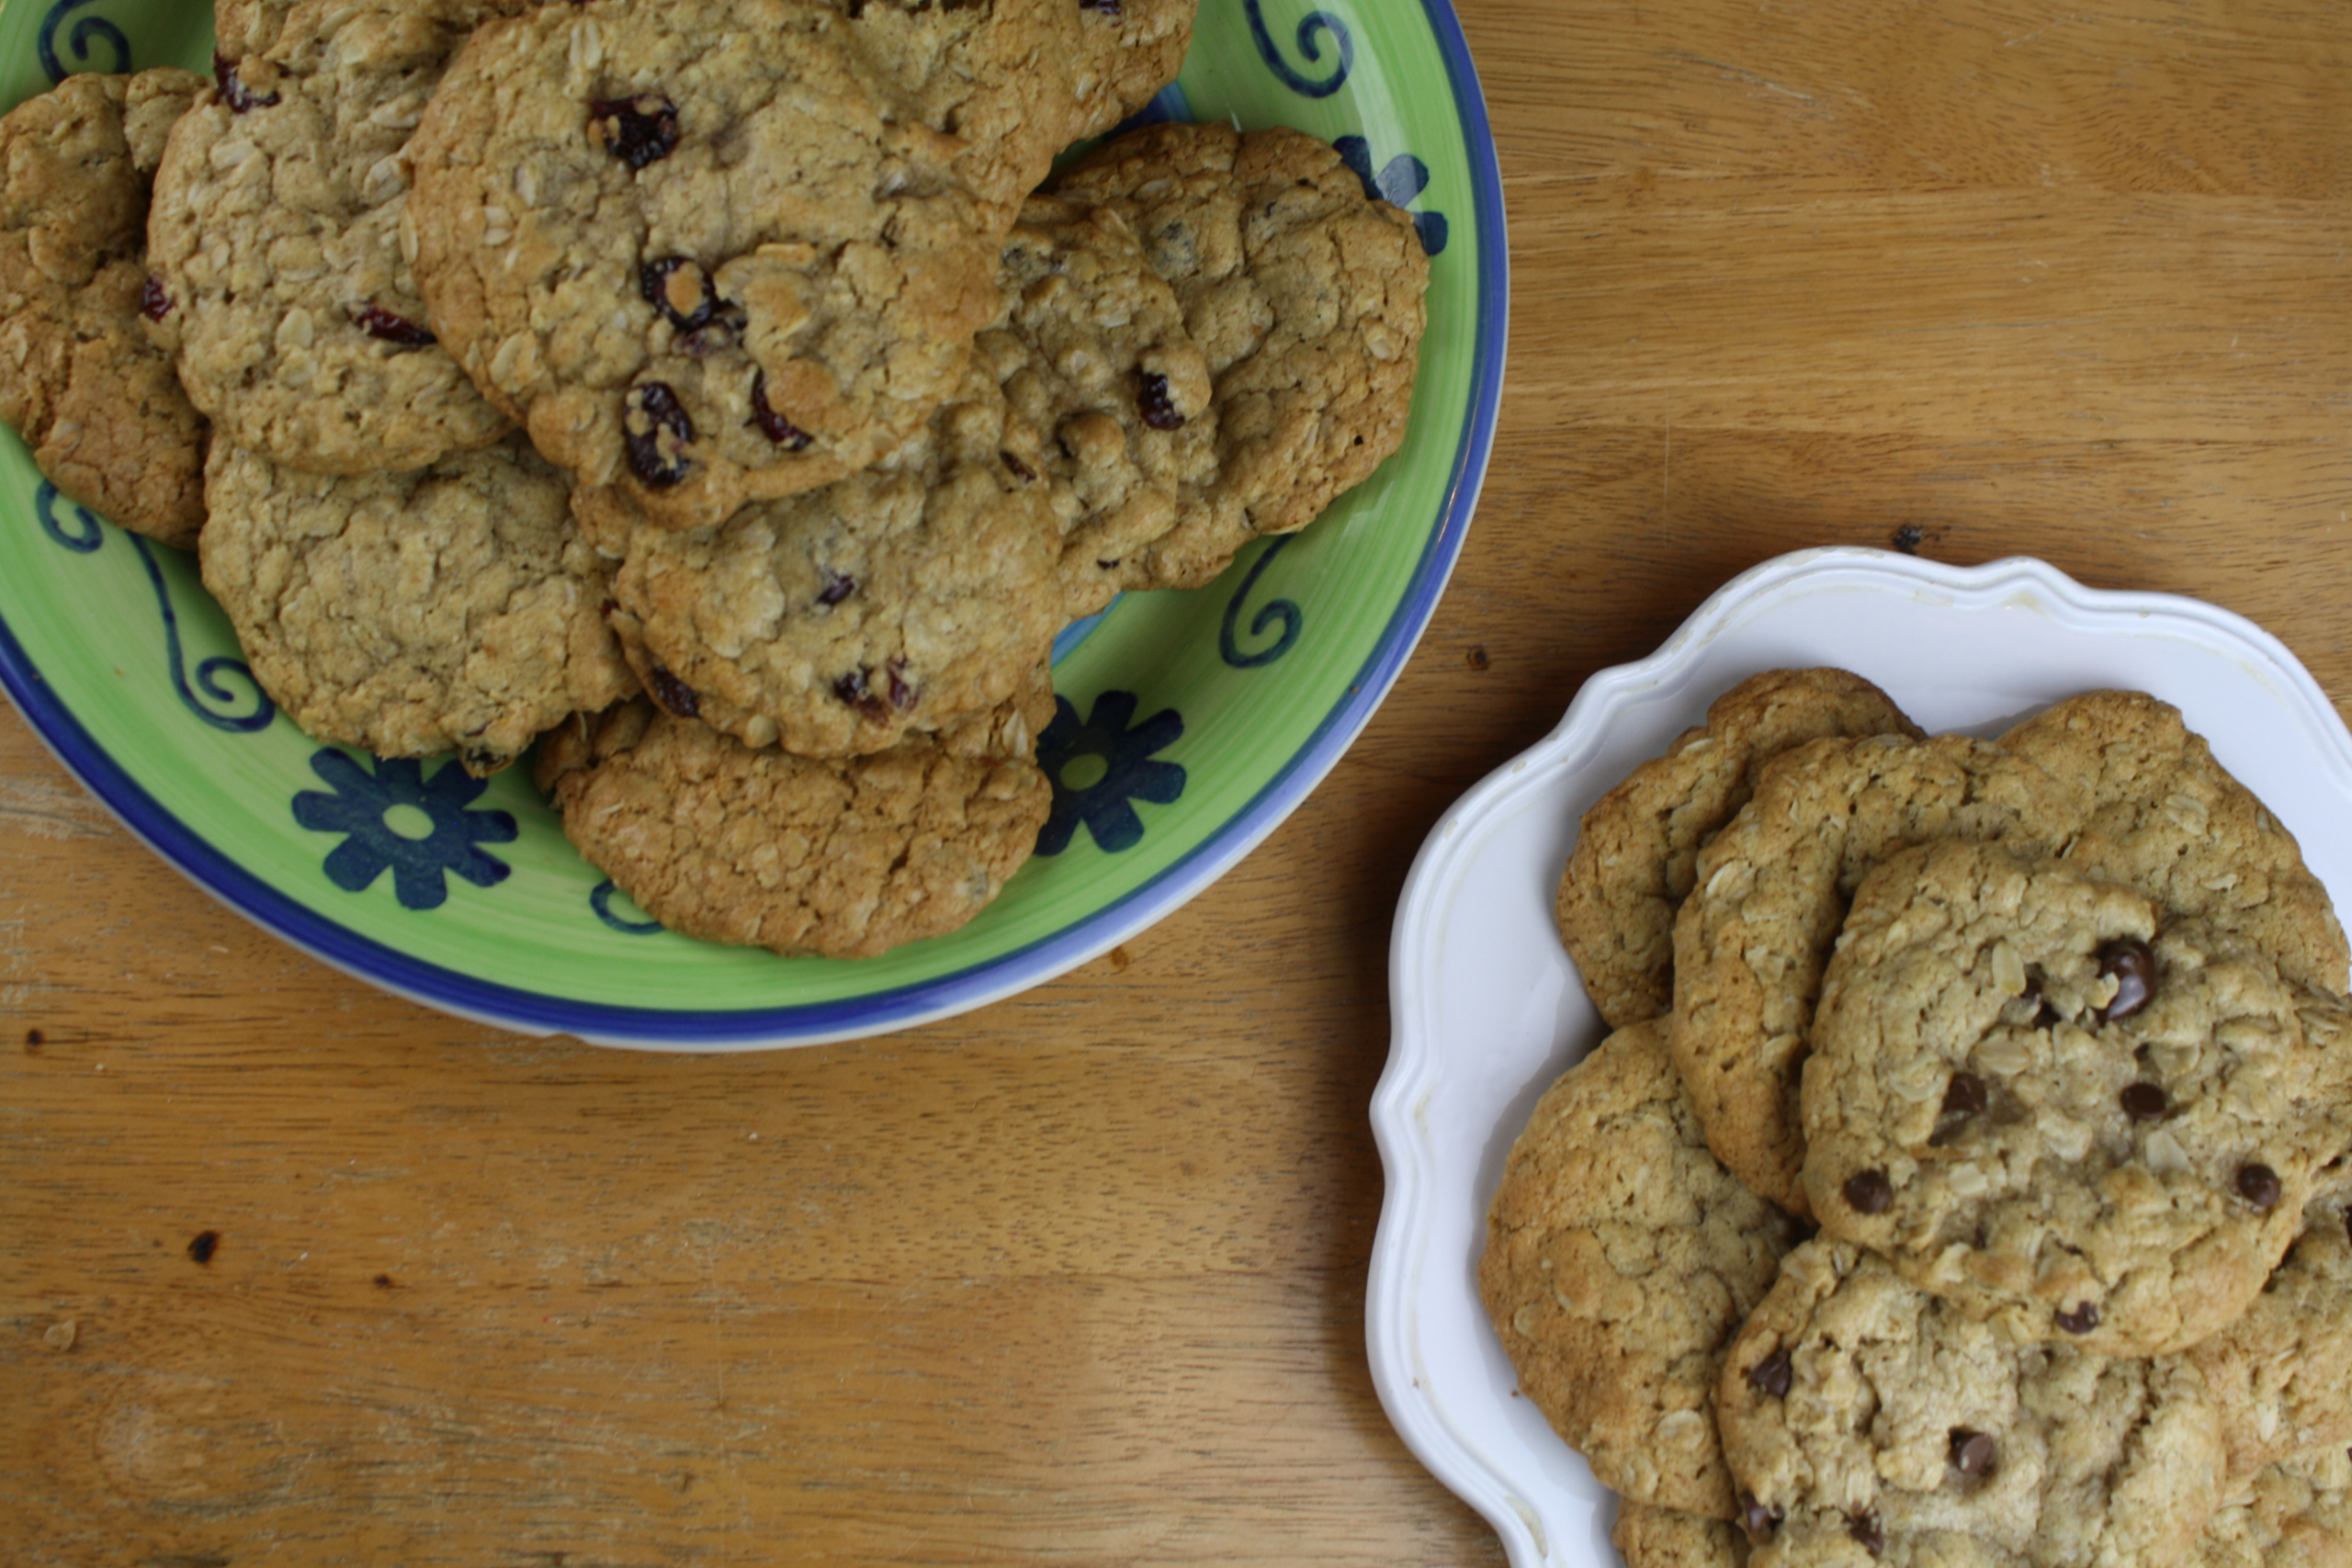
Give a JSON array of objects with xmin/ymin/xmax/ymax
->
[
  {"xmin": 0, "ymin": 68, "xmax": 209, "ymax": 544},
  {"xmin": 1051, "ymin": 121, "xmax": 1429, "ymax": 589},
  {"xmin": 405, "ymin": 0, "xmax": 1006, "ymax": 536},
  {"xmin": 146, "ymin": 0, "xmax": 517, "ymax": 474},
  {"xmin": 201, "ymin": 434, "xmax": 635, "ymax": 773},
  {"xmin": 536, "ymin": 673, "xmax": 1053, "ymax": 959},
  {"xmin": 1554, "ymin": 668, "xmax": 1921, "ymax": 1032}
]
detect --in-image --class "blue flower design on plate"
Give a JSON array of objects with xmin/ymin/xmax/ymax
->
[
  {"xmin": 39, "ymin": 0, "xmax": 131, "ymax": 84},
  {"xmin": 292, "ymin": 750, "xmax": 517, "ymax": 911},
  {"xmin": 1035, "ymin": 691, "xmax": 1185, "ymax": 855},
  {"xmin": 1335, "ymin": 134, "xmax": 1448, "ymax": 257}
]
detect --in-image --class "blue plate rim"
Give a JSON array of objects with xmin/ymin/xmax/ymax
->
[{"xmin": 0, "ymin": 0, "xmax": 1508, "ymax": 1048}]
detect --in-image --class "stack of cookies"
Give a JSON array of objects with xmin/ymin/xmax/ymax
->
[
  {"xmin": 0, "ymin": 0, "xmax": 1430, "ymax": 958},
  {"xmin": 1483, "ymin": 671, "xmax": 2352, "ymax": 1568}
]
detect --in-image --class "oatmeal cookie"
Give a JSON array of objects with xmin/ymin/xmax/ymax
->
[
  {"xmin": 534, "ymin": 678, "xmax": 1052, "ymax": 958},
  {"xmin": 605, "ymin": 339, "xmax": 1063, "ymax": 758},
  {"xmin": 146, "ymin": 0, "xmax": 516, "ymax": 474},
  {"xmin": 1715, "ymin": 1240, "xmax": 2229, "ymax": 1568},
  {"xmin": 1802, "ymin": 840, "xmax": 2342, "ymax": 1357},
  {"xmin": 0, "ymin": 68, "xmax": 208, "ymax": 544},
  {"xmin": 200, "ymin": 434, "xmax": 634, "ymax": 773},
  {"xmin": 1999, "ymin": 689, "xmax": 2349, "ymax": 995},
  {"xmin": 1051, "ymin": 121, "xmax": 1429, "ymax": 589},
  {"xmin": 1669, "ymin": 731, "xmax": 2089, "ymax": 1214},
  {"xmin": 405, "ymin": 0, "xmax": 1002, "ymax": 536},
  {"xmin": 1479, "ymin": 1019, "xmax": 1799, "ymax": 1518},
  {"xmin": 990, "ymin": 194, "xmax": 1216, "ymax": 618},
  {"xmin": 1555, "ymin": 669, "xmax": 1922, "ymax": 1032},
  {"xmin": 2188, "ymin": 1446, "xmax": 2352, "ymax": 1568},
  {"xmin": 2187, "ymin": 1164, "xmax": 2352, "ymax": 1476},
  {"xmin": 1612, "ymin": 1505, "xmax": 1750, "ymax": 1568}
]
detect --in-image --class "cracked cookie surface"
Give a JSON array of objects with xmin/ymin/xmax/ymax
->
[
  {"xmin": 1802, "ymin": 840, "xmax": 2342, "ymax": 1358},
  {"xmin": 1555, "ymin": 668, "xmax": 1921, "ymax": 1032},
  {"xmin": 146, "ymin": 0, "xmax": 516, "ymax": 474},
  {"xmin": 201, "ymin": 434, "xmax": 634, "ymax": 773},
  {"xmin": 1479, "ymin": 1019, "xmax": 1799, "ymax": 1518},
  {"xmin": 0, "ymin": 68, "xmax": 209, "ymax": 544},
  {"xmin": 1715, "ymin": 1239, "xmax": 2228, "ymax": 1568}
]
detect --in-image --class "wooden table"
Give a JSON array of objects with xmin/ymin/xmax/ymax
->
[{"xmin": 5, "ymin": 1, "xmax": 2346, "ymax": 1561}]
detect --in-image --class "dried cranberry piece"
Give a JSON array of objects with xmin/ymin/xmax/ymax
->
[
  {"xmin": 623, "ymin": 381, "xmax": 695, "ymax": 489},
  {"xmin": 2095, "ymin": 937, "xmax": 2156, "ymax": 1022},
  {"xmin": 349, "ymin": 303, "xmax": 435, "ymax": 347},
  {"xmin": 749, "ymin": 372, "xmax": 814, "ymax": 451},
  {"xmin": 816, "ymin": 567, "xmax": 857, "ymax": 607},
  {"xmin": 1001, "ymin": 451, "xmax": 1036, "ymax": 481},
  {"xmin": 1136, "ymin": 370, "xmax": 1184, "ymax": 430},
  {"xmin": 213, "ymin": 52, "xmax": 281, "ymax": 114},
  {"xmin": 590, "ymin": 95, "xmax": 680, "ymax": 170},
  {"xmin": 884, "ymin": 657, "xmax": 918, "ymax": 712},
  {"xmin": 639, "ymin": 256, "xmax": 718, "ymax": 333},
  {"xmin": 645, "ymin": 663, "xmax": 699, "ymax": 718},
  {"xmin": 139, "ymin": 274, "xmax": 172, "ymax": 321},
  {"xmin": 831, "ymin": 667, "xmax": 889, "ymax": 723}
]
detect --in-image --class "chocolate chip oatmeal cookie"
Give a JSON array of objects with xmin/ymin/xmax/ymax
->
[
  {"xmin": 1802, "ymin": 840, "xmax": 2343, "ymax": 1357},
  {"xmin": 0, "ymin": 67, "xmax": 209, "ymax": 544},
  {"xmin": 1555, "ymin": 668, "xmax": 1921, "ymax": 1032}
]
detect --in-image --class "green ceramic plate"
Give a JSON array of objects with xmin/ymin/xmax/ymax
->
[{"xmin": 0, "ymin": 0, "xmax": 1504, "ymax": 1048}]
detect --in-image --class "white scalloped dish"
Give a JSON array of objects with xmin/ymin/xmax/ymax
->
[{"xmin": 1365, "ymin": 547, "xmax": 2352, "ymax": 1566}]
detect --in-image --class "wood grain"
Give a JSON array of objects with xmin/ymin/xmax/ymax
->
[{"xmin": 5, "ymin": 0, "xmax": 2348, "ymax": 1562}]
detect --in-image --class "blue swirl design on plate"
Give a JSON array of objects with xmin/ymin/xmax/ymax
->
[
  {"xmin": 293, "ymin": 750, "xmax": 517, "ymax": 911},
  {"xmin": 1035, "ymin": 691, "xmax": 1185, "ymax": 855},
  {"xmin": 1246, "ymin": 0, "xmax": 1352, "ymax": 97},
  {"xmin": 38, "ymin": 0, "xmax": 130, "ymax": 83},
  {"xmin": 1336, "ymin": 135, "xmax": 1449, "ymax": 257},
  {"xmin": 1219, "ymin": 535, "xmax": 1302, "ymax": 668},
  {"xmin": 590, "ymin": 878, "xmax": 666, "ymax": 935},
  {"xmin": 131, "ymin": 534, "xmax": 276, "ymax": 732},
  {"xmin": 34, "ymin": 481, "xmax": 103, "ymax": 552}
]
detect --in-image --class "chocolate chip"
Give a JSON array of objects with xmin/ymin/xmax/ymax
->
[
  {"xmin": 2120, "ymin": 1082, "xmax": 2169, "ymax": 1122},
  {"xmin": 1950, "ymin": 1428, "xmax": 1996, "ymax": 1475},
  {"xmin": 1739, "ymin": 1495, "xmax": 1782, "ymax": 1539},
  {"xmin": 590, "ymin": 95, "xmax": 680, "ymax": 169},
  {"xmin": 645, "ymin": 662, "xmax": 699, "ymax": 718},
  {"xmin": 624, "ymin": 380, "xmax": 694, "ymax": 488},
  {"xmin": 213, "ymin": 52, "xmax": 280, "ymax": 113},
  {"xmin": 2237, "ymin": 1163, "xmax": 2282, "ymax": 1210},
  {"xmin": 349, "ymin": 303, "xmax": 435, "ymax": 347},
  {"xmin": 750, "ymin": 371, "xmax": 814, "ymax": 451},
  {"xmin": 1001, "ymin": 451, "xmax": 1036, "ymax": 481},
  {"xmin": 2055, "ymin": 1300, "xmax": 2100, "ymax": 1335},
  {"xmin": 1940, "ymin": 1071, "xmax": 1988, "ymax": 1119},
  {"xmin": 832, "ymin": 667, "xmax": 888, "ymax": 723},
  {"xmin": 1843, "ymin": 1169, "xmax": 1894, "ymax": 1215},
  {"xmin": 139, "ymin": 274, "xmax": 172, "ymax": 321},
  {"xmin": 2095, "ymin": 937, "xmax": 2156, "ymax": 1022},
  {"xmin": 2021, "ymin": 971, "xmax": 2063, "ymax": 1028},
  {"xmin": 816, "ymin": 567, "xmax": 857, "ymax": 607},
  {"xmin": 1136, "ymin": 370, "xmax": 1184, "ymax": 430},
  {"xmin": 1847, "ymin": 1512, "xmax": 1883, "ymax": 1557},
  {"xmin": 639, "ymin": 256, "xmax": 717, "ymax": 333},
  {"xmin": 1747, "ymin": 1348, "xmax": 1792, "ymax": 1398}
]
